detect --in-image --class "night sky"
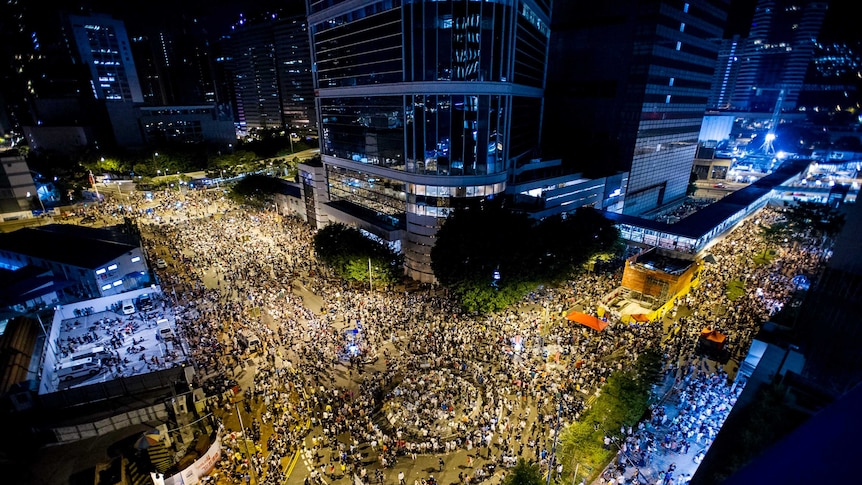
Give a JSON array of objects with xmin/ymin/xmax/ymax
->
[{"xmin": 39, "ymin": 0, "xmax": 860, "ymax": 45}]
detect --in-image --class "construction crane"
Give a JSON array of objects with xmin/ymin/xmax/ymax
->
[{"xmin": 760, "ymin": 87, "xmax": 785, "ymax": 156}]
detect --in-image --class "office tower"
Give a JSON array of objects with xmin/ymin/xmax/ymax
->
[
  {"xmin": 730, "ymin": 0, "xmax": 828, "ymax": 112},
  {"xmin": 708, "ymin": 36, "xmax": 743, "ymax": 109},
  {"xmin": 65, "ymin": 13, "xmax": 143, "ymax": 104},
  {"xmin": 545, "ymin": 0, "xmax": 728, "ymax": 216},
  {"xmin": 306, "ymin": 0, "xmax": 554, "ymax": 282},
  {"xmin": 129, "ymin": 17, "xmax": 220, "ymax": 107},
  {"xmin": 220, "ymin": 13, "xmax": 316, "ymax": 133}
]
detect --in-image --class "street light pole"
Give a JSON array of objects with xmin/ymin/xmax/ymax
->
[
  {"xmin": 236, "ymin": 404, "xmax": 257, "ymax": 485},
  {"xmin": 368, "ymin": 257, "xmax": 373, "ymax": 291}
]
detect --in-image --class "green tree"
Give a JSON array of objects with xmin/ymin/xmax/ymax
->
[
  {"xmin": 313, "ymin": 223, "xmax": 402, "ymax": 288},
  {"xmin": 228, "ymin": 174, "xmax": 284, "ymax": 208},
  {"xmin": 759, "ymin": 221, "xmax": 792, "ymax": 246},
  {"xmin": 687, "ymin": 172, "xmax": 699, "ymax": 196},
  {"xmin": 431, "ymin": 201, "xmax": 620, "ymax": 313},
  {"xmin": 783, "ymin": 201, "xmax": 845, "ymax": 243},
  {"xmin": 503, "ymin": 458, "xmax": 544, "ymax": 485},
  {"xmin": 558, "ymin": 349, "xmax": 661, "ymax": 482}
]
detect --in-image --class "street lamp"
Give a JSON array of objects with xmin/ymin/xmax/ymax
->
[{"xmin": 153, "ymin": 152, "xmax": 159, "ymax": 176}]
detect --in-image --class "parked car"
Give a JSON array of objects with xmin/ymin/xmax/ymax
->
[{"xmin": 156, "ymin": 259, "xmax": 168, "ymax": 269}]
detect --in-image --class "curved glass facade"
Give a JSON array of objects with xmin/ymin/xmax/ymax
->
[
  {"xmin": 403, "ymin": 1, "xmax": 513, "ymax": 82},
  {"xmin": 310, "ymin": 0, "xmax": 551, "ymax": 282},
  {"xmin": 314, "ymin": 3, "xmax": 404, "ymax": 87},
  {"xmin": 320, "ymin": 94, "xmax": 507, "ymax": 176}
]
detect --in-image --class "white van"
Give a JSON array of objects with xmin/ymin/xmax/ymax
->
[
  {"xmin": 121, "ymin": 299, "xmax": 136, "ymax": 315},
  {"xmin": 157, "ymin": 319, "xmax": 174, "ymax": 341},
  {"xmin": 239, "ymin": 329, "xmax": 261, "ymax": 351},
  {"xmin": 64, "ymin": 346, "xmax": 112, "ymax": 363},
  {"xmin": 57, "ymin": 357, "xmax": 101, "ymax": 381}
]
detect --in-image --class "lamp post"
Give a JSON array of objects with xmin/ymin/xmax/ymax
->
[{"xmin": 152, "ymin": 152, "xmax": 159, "ymax": 177}]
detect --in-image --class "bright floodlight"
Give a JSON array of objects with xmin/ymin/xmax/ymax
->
[{"xmin": 765, "ymin": 133, "xmax": 776, "ymax": 142}]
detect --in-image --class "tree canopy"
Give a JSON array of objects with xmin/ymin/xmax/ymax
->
[
  {"xmin": 313, "ymin": 223, "xmax": 403, "ymax": 289},
  {"xmin": 227, "ymin": 174, "xmax": 284, "ymax": 208},
  {"xmin": 431, "ymin": 199, "xmax": 620, "ymax": 313},
  {"xmin": 502, "ymin": 458, "xmax": 544, "ymax": 485},
  {"xmin": 558, "ymin": 349, "xmax": 662, "ymax": 482}
]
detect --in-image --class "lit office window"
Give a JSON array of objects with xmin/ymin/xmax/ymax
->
[
  {"xmin": 96, "ymin": 268, "xmax": 106, "ymax": 275},
  {"xmin": 108, "ymin": 264, "xmax": 118, "ymax": 271},
  {"xmin": 131, "ymin": 256, "xmax": 141, "ymax": 263},
  {"xmin": 684, "ymin": 3, "xmax": 690, "ymax": 13},
  {"xmin": 113, "ymin": 280, "xmax": 123, "ymax": 287},
  {"xmin": 666, "ymin": 95, "xmax": 672, "ymax": 104},
  {"xmin": 676, "ymin": 41, "xmax": 682, "ymax": 51},
  {"xmin": 680, "ymin": 23, "xmax": 685, "ymax": 32},
  {"xmin": 101, "ymin": 284, "xmax": 111, "ymax": 291}
]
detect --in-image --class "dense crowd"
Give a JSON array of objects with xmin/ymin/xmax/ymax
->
[{"xmin": 74, "ymin": 186, "xmax": 827, "ymax": 485}]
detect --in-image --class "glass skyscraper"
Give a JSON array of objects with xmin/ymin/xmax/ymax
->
[
  {"xmin": 306, "ymin": 0, "xmax": 552, "ymax": 282},
  {"xmin": 544, "ymin": 0, "xmax": 728, "ymax": 216}
]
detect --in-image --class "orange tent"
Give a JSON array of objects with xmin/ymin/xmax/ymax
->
[
  {"xmin": 631, "ymin": 313, "xmax": 650, "ymax": 323},
  {"xmin": 700, "ymin": 328, "xmax": 726, "ymax": 343},
  {"xmin": 699, "ymin": 328, "xmax": 726, "ymax": 350},
  {"xmin": 566, "ymin": 311, "xmax": 609, "ymax": 332}
]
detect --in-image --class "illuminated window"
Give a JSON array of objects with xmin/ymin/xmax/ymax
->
[
  {"xmin": 112, "ymin": 280, "xmax": 123, "ymax": 287},
  {"xmin": 101, "ymin": 284, "xmax": 111, "ymax": 290},
  {"xmin": 96, "ymin": 268, "xmax": 106, "ymax": 275},
  {"xmin": 131, "ymin": 256, "xmax": 141, "ymax": 263},
  {"xmin": 108, "ymin": 264, "xmax": 118, "ymax": 271}
]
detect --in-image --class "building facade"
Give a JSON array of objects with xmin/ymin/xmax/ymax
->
[
  {"xmin": 65, "ymin": 13, "xmax": 144, "ymax": 104},
  {"xmin": 544, "ymin": 0, "xmax": 728, "ymax": 216},
  {"xmin": 0, "ymin": 151, "xmax": 38, "ymax": 216},
  {"xmin": 729, "ymin": 0, "xmax": 829, "ymax": 112},
  {"xmin": 220, "ymin": 14, "xmax": 317, "ymax": 133},
  {"xmin": 306, "ymin": 0, "xmax": 559, "ymax": 282},
  {"xmin": 0, "ymin": 225, "xmax": 150, "ymax": 300}
]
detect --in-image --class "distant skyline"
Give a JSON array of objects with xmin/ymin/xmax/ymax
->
[{"xmin": 39, "ymin": 0, "xmax": 862, "ymax": 45}]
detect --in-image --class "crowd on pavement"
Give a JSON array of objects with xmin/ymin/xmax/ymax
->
[{"xmin": 70, "ymin": 186, "xmax": 829, "ymax": 485}]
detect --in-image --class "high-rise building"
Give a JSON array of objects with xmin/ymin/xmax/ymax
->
[
  {"xmin": 708, "ymin": 35, "xmax": 743, "ymax": 110},
  {"xmin": 544, "ymin": 0, "xmax": 729, "ymax": 216},
  {"xmin": 729, "ymin": 0, "xmax": 828, "ymax": 112},
  {"xmin": 306, "ymin": 0, "xmax": 582, "ymax": 282},
  {"xmin": 220, "ymin": 13, "xmax": 316, "ymax": 133},
  {"xmin": 129, "ymin": 17, "xmax": 221, "ymax": 108},
  {"xmin": 65, "ymin": 13, "xmax": 143, "ymax": 104}
]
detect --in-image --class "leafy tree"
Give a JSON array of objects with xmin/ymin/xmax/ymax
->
[
  {"xmin": 783, "ymin": 201, "xmax": 845, "ymax": 243},
  {"xmin": 687, "ymin": 172, "xmax": 699, "ymax": 196},
  {"xmin": 227, "ymin": 174, "xmax": 284, "ymax": 208},
  {"xmin": 313, "ymin": 223, "xmax": 402, "ymax": 288},
  {"xmin": 431, "ymin": 200, "xmax": 620, "ymax": 313},
  {"xmin": 558, "ymin": 349, "xmax": 661, "ymax": 482},
  {"xmin": 502, "ymin": 458, "xmax": 544, "ymax": 485},
  {"xmin": 759, "ymin": 221, "xmax": 792, "ymax": 246}
]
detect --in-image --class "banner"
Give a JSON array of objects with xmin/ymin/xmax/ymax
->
[{"xmin": 160, "ymin": 434, "xmax": 222, "ymax": 485}]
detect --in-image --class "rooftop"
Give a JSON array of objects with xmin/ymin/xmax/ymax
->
[{"xmin": 0, "ymin": 225, "xmax": 139, "ymax": 270}]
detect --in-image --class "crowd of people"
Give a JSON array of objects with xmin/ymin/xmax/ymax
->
[{"xmin": 72, "ymin": 185, "xmax": 830, "ymax": 485}]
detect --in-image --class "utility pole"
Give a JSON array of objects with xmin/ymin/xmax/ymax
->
[
  {"xmin": 236, "ymin": 404, "xmax": 257, "ymax": 484},
  {"xmin": 368, "ymin": 257, "xmax": 373, "ymax": 291},
  {"xmin": 547, "ymin": 400, "xmax": 562, "ymax": 485}
]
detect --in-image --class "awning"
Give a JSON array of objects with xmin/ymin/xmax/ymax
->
[
  {"xmin": 700, "ymin": 328, "xmax": 726, "ymax": 343},
  {"xmin": 566, "ymin": 311, "xmax": 609, "ymax": 332},
  {"xmin": 631, "ymin": 313, "xmax": 650, "ymax": 323}
]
